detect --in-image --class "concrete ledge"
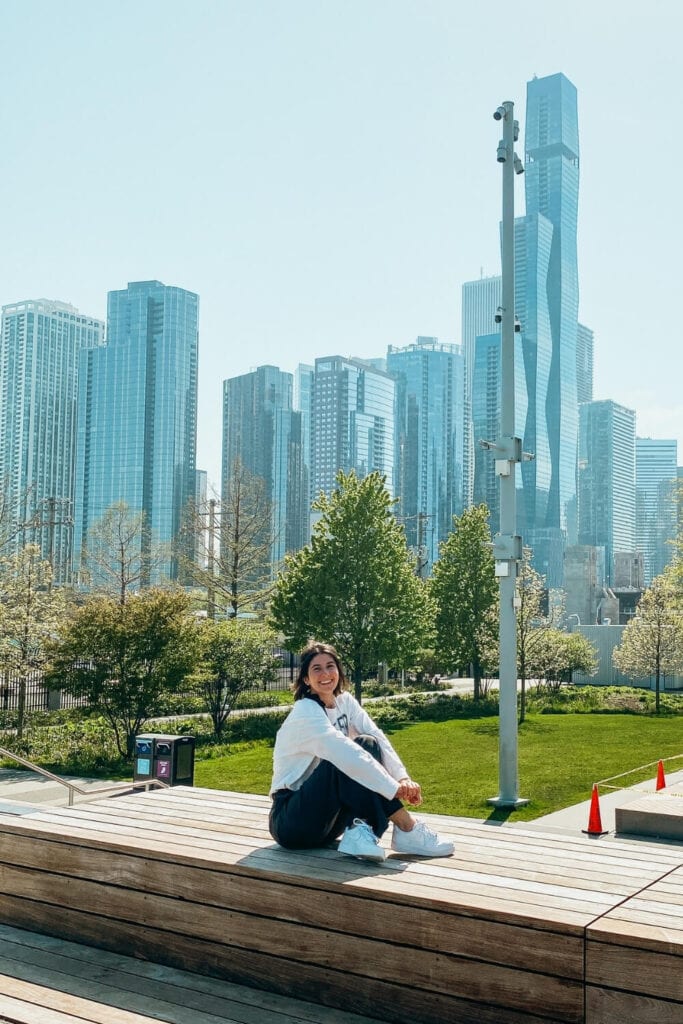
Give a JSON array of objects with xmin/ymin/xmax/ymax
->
[{"xmin": 615, "ymin": 784, "xmax": 683, "ymax": 841}]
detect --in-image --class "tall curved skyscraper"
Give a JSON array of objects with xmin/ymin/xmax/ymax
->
[{"xmin": 517, "ymin": 72, "xmax": 580, "ymax": 585}]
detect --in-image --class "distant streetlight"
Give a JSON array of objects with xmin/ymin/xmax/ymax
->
[
  {"xmin": 567, "ymin": 613, "xmax": 581, "ymax": 630},
  {"xmin": 487, "ymin": 100, "xmax": 528, "ymax": 809}
]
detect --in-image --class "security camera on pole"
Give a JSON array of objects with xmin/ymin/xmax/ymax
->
[{"xmin": 487, "ymin": 101, "xmax": 529, "ymax": 808}]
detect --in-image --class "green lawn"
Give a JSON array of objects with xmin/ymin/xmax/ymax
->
[{"xmin": 194, "ymin": 713, "xmax": 683, "ymax": 822}]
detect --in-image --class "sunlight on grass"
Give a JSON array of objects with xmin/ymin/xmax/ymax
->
[{"xmin": 194, "ymin": 714, "xmax": 683, "ymax": 822}]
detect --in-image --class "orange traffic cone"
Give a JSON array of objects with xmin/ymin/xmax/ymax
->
[
  {"xmin": 582, "ymin": 784, "xmax": 608, "ymax": 836},
  {"xmin": 656, "ymin": 760, "xmax": 666, "ymax": 791}
]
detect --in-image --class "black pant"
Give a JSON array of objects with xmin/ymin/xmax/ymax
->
[{"xmin": 269, "ymin": 735, "xmax": 403, "ymax": 850}]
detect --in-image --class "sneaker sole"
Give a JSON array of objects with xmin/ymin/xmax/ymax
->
[{"xmin": 339, "ymin": 849, "xmax": 387, "ymax": 862}]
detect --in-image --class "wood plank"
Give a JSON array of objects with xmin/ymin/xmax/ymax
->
[
  {"xmin": 0, "ymin": 898, "xmax": 574, "ymax": 1024},
  {"xmin": 586, "ymin": 940, "xmax": 683, "ymax": 1002},
  {"xmin": 586, "ymin": 986, "xmax": 683, "ymax": 1024},
  {"xmin": 0, "ymin": 863, "xmax": 584, "ymax": 1020},
  {"xmin": 0, "ymin": 924, "xmax": 385, "ymax": 1024},
  {"xmin": 0, "ymin": 825, "xmax": 611, "ymax": 929},
  {"xmin": 0, "ymin": 834, "xmax": 584, "ymax": 977}
]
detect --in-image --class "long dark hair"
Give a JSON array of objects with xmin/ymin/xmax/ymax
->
[{"xmin": 293, "ymin": 642, "xmax": 348, "ymax": 701}]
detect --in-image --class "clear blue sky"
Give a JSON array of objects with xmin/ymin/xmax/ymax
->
[{"xmin": 2, "ymin": 0, "xmax": 681, "ymax": 488}]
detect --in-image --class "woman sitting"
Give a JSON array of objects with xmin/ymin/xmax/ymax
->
[{"xmin": 269, "ymin": 642, "xmax": 454, "ymax": 861}]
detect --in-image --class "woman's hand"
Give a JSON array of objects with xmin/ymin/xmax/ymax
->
[{"xmin": 396, "ymin": 778, "xmax": 422, "ymax": 805}]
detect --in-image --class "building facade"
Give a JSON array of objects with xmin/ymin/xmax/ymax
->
[
  {"xmin": 516, "ymin": 72, "xmax": 581, "ymax": 585},
  {"xmin": 222, "ymin": 365, "xmax": 307, "ymax": 569},
  {"xmin": 386, "ymin": 336, "xmax": 465, "ymax": 572},
  {"xmin": 635, "ymin": 437, "xmax": 678, "ymax": 584},
  {"xmin": 461, "ymin": 275, "xmax": 501, "ymax": 508},
  {"xmin": 74, "ymin": 280, "xmax": 198, "ymax": 584},
  {"xmin": 471, "ymin": 331, "xmax": 526, "ymax": 536},
  {"xmin": 0, "ymin": 299, "xmax": 104, "ymax": 582},
  {"xmin": 578, "ymin": 400, "xmax": 636, "ymax": 585},
  {"xmin": 310, "ymin": 355, "xmax": 395, "ymax": 508}
]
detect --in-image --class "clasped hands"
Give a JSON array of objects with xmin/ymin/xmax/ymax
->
[{"xmin": 395, "ymin": 777, "xmax": 422, "ymax": 805}]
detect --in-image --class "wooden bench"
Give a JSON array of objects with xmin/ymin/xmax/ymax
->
[
  {"xmin": 0, "ymin": 788, "xmax": 681, "ymax": 1024},
  {"xmin": 0, "ymin": 922, "xmax": 385, "ymax": 1024}
]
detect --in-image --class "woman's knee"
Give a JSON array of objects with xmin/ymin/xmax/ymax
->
[{"xmin": 354, "ymin": 734, "xmax": 382, "ymax": 762}]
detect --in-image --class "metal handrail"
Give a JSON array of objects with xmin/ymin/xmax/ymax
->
[{"xmin": 0, "ymin": 744, "xmax": 169, "ymax": 806}]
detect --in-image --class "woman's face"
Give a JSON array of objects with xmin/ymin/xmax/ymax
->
[{"xmin": 305, "ymin": 652, "xmax": 340, "ymax": 706}]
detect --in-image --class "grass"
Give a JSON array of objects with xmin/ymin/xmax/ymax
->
[{"xmin": 194, "ymin": 712, "xmax": 683, "ymax": 822}]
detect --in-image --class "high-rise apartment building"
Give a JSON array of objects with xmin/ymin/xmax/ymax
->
[
  {"xmin": 310, "ymin": 355, "xmax": 395, "ymax": 506},
  {"xmin": 294, "ymin": 363, "xmax": 314, "ymax": 506},
  {"xmin": 578, "ymin": 400, "xmax": 636, "ymax": 584},
  {"xmin": 74, "ymin": 281, "xmax": 198, "ymax": 584},
  {"xmin": 515, "ymin": 72, "xmax": 581, "ymax": 584},
  {"xmin": 576, "ymin": 323, "xmax": 594, "ymax": 404},
  {"xmin": 386, "ymin": 336, "xmax": 465, "ymax": 571},
  {"xmin": 635, "ymin": 437, "xmax": 678, "ymax": 583},
  {"xmin": 461, "ymin": 275, "xmax": 501, "ymax": 507},
  {"xmin": 471, "ymin": 332, "xmax": 526, "ymax": 535},
  {"xmin": 0, "ymin": 299, "xmax": 104, "ymax": 581},
  {"xmin": 222, "ymin": 365, "xmax": 307, "ymax": 568}
]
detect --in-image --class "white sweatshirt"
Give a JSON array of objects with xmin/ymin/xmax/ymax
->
[{"xmin": 269, "ymin": 691, "xmax": 408, "ymax": 800}]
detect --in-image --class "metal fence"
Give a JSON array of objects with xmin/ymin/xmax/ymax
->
[
  {"xmin": 0, "ymin": 647, "xmax": 299, "ymax": 715},
  {"xmin": 0, "ymin": 670, "xmax": 87, "ymax": 713}
]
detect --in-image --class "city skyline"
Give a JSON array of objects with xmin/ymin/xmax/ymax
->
[{"xmin": 1, "ymin": 2, "xmax": 682, "ymax": 490}]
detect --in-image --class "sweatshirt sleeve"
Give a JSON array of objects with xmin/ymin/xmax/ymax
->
[
  {"xmin": 289, "ymin": 699, "xmax": 400, "ymax": 800},
  {"xmin": 342, "ymin": 694, "xmax": 409, "ymax": 782}
]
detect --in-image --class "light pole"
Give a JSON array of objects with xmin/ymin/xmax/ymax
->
[{"xmin": 487, "ymin": 101, "xmax": 528, "ymax": 808}]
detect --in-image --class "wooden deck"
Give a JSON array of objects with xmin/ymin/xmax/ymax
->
[{"xmin": 0, "ymin": 788, "xmax": 681, "ymax": 1024}]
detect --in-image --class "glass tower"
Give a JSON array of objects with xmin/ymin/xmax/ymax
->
[
  {"xmin": 471, "ymin": 332, "xmax": 527, "ymax": 536},
  {"xmin": 0, "ymin": 299, "xmax": 104, "ymax": 581},
  {"xmin": 578, "ymin": 400, "xmax": 636, "ymax": 584},
  {"xmin": 461, "ymin": 275, "xmax": 501, "ymax": 507},
  {"xmin": 74, "ymin": 281, "xmax": 198, "ymax": 584},
  {"xmin": 311, "ymin": 355, "xmax": 395, "ymax": 506},
  {"xmin": 635, "ymin": 437, "xmax": 678, "ymax": 584},
  {"xmin": 517, "ymin": 72, "xmax": 580, "ymax": 584},
  {"xmin": 387, "ymin": 336, "xmax": 465, "ymax": 572},
  {"xmin": 222, "ymin": 365, "xmax": 307, "ymax": 568}
]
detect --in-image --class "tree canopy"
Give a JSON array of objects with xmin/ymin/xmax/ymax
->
[
  {"xmin": 270, "ymin": 470, "xmax": 432, "ymax": 698},
  {"xmin": 430, "ymin": 505, "xmax": 498, "ymax": 700},
  {"xmin": 194, "ymin": 619, "xmax": 279, "ymax": 737},
  {"xmin": 613, "ymin": 571, "xmax": 683, "ymax": 712},
  {"xmin": 47, "ymin": 588, "xmax": 198, "ymax": 756}
]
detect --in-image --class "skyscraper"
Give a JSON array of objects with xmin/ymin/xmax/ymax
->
[
  {"xmin": 578, "ymin": 400, "xmax": 636, "ymax": 584},
  {"xmin": 222, "ymin": 365, "xmax": 307, "ymax": 567},
  {"xmin": 387, "ymin": 336, "xmax": 465, "ymax": 571},
  {"xmin": 0, "ymin": 299, "xmax": 104, "ymax": 581},
  {"xmin": 74, "ymin": 281, "xmax": 198, "ymax": 584},
  {"xmin": 310, "ymin": 355, "xmax": 395, "ymax": 506},
  {"xmin": 516, "ymin": 72, "xmax": 580, "ymax": 584},
  {"xmin": 635, "ymin": 437, "xmax": 678, "ymax": 584},
  {"xmin": 576, "ymin": 323, "xmax": 594, "ymax": 405},
  {"xmin": 471, "ymin": 331, "xmax": 526, "ymax": 535},
  {"xmin": 461, "ymin": 275, "xmax": 501, "ymax": 507}
]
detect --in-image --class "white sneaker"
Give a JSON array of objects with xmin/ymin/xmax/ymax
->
[
  {"xmin": 391, "ymin": 821, "xmax": 454, "ymax": 857},
  {"xmin": 338, "ymin": 819, "xmax": 387, "ymax": 862}
]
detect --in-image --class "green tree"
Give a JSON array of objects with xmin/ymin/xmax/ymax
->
[
  {"xmin": 46, "ymin": 588, "xmax": 198, "ymax": 756},
  {"xmin": 271, "ymin": 470, "xmax": 432, "ymax": 700},
  {"xmin": 529, "ymin": 629, "xmax": 597, "ymax": 693},
  {"xmin": 613, "ymin": 572, "xmax": 683, "ymax": 713},
  {"xmin": 516, "ymin": 549, "xmax": 553, "ymax": 723},
  {"xmin": 0, "ymin": 544, "xmax": 66, "ymax": 737},
  {"xmin": 431, "ymin": 505, "xmax": 498, "ymax": 701},
  {"xmin": 195, "ymin": 619, "xmax": 279, "ymax": 738}
]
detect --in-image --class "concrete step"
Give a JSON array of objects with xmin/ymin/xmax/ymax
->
[{"xmin": 615, "ymin": 781, "xmax": 683, "ymax": 841}]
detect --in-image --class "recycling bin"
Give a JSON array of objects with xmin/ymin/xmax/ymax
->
[{"xmin": 133, "ymin": 733, "xmax": 195, "ymax": 787}]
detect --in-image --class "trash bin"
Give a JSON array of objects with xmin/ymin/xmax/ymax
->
[{"xmin": 133, "ymin": 733, "xmax": 195, "ymax": 787}]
